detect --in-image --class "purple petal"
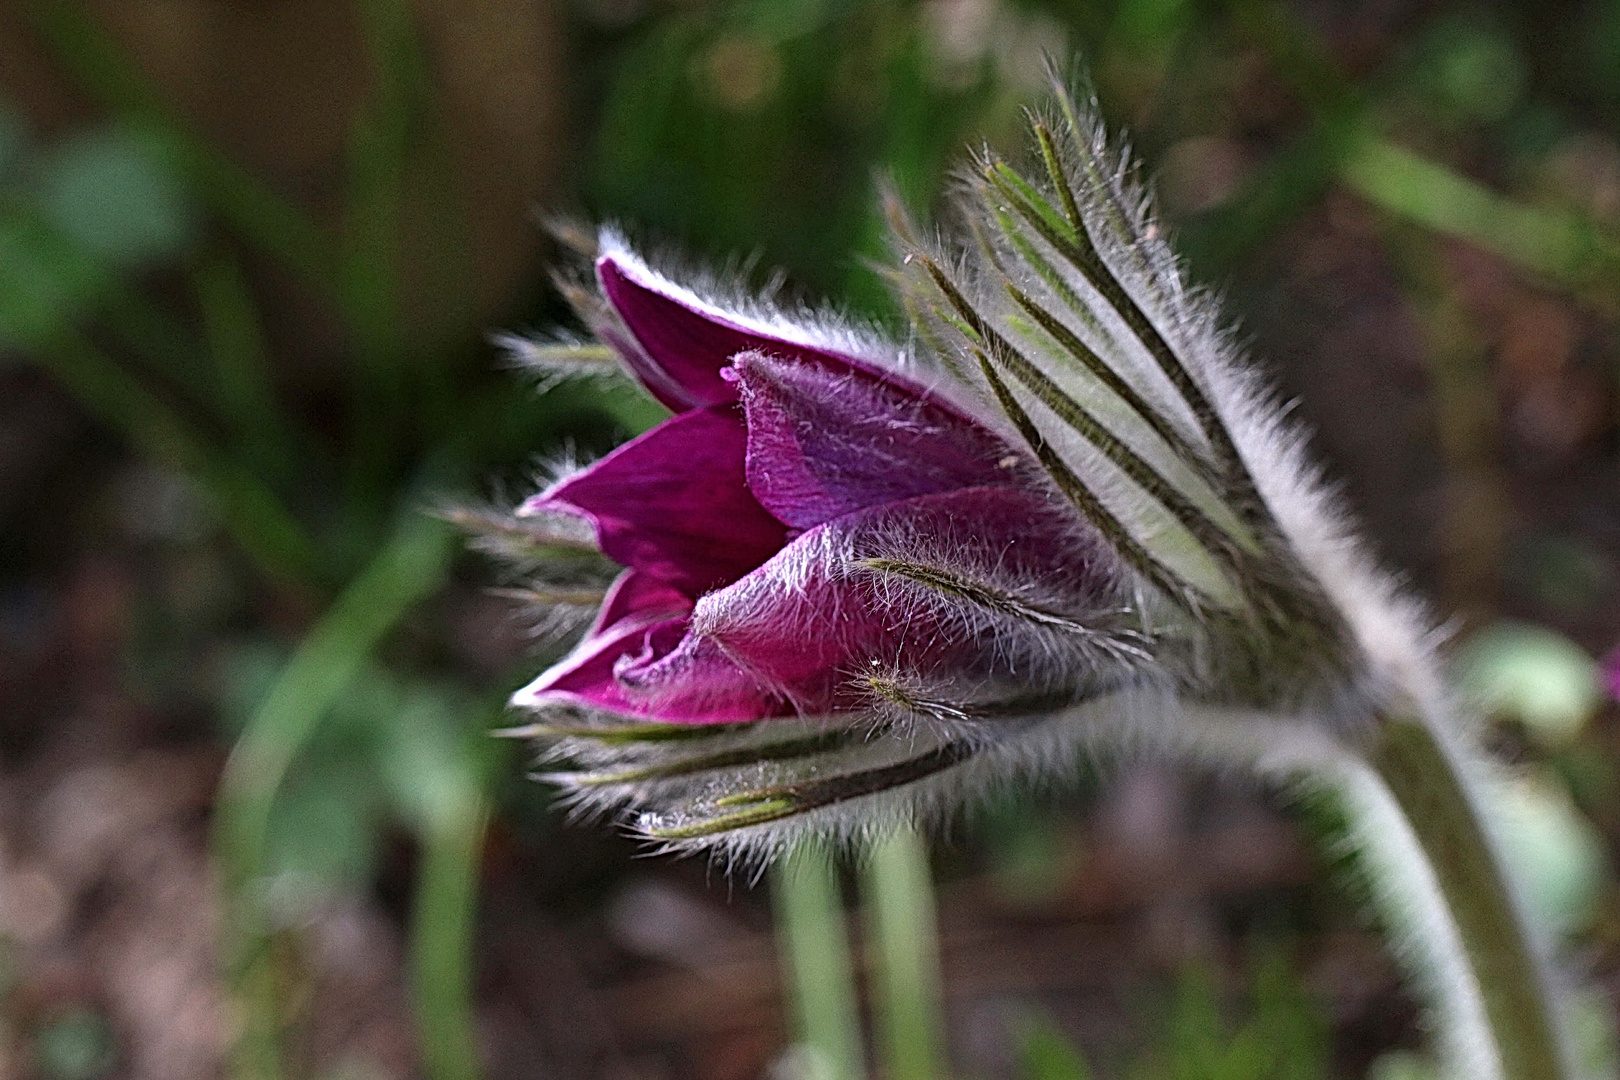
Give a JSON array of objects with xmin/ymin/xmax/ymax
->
[
  {"xmin": 513, "ymin": 608, "xmax": 789, "ymax": 722},
  {"xmin": 591, "ymin": 569, "xmax": 692, "ymax": 635},
  {"xmin": 522, "ymin": 405, "xmax": 789, "ymax": 597},
  {"xmin": 1604, "ymin": 645, "xmax": 1620, "ymax": 703},
  {"xmin": 512, "ymin": 611, "xmax": 689, "ymax": 716},
  {"xmin": 731, "ymin": 351, "xmax": 1020, "ymax": 530},
  {"xmin": 598, "ymin": 254, "xmax": 880, "ymax": 412},
  {"xmin": 513, "ymin": 570, "xmax": 768, "ymax": 721},
  {"xmin": 625, "ymin": 485, "xmax": 1107, "ymax": 719},
  {"xmin": 614, "ymin": 629, "xmax": 791, "ymax": 722}
]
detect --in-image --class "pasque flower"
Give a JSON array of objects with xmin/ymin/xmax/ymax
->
[
  {"xmin": 476, "ymin": 75, "xmax": 1402, "ymax": 857},
  {"xmin": 489, "ymin": 241, "xmax": 1154, "ymax": 844},
  {"xmin": 513, "ymin": 253, "xmax": 1130, "ymax": 727},
  {"xmin": 469, "ymin": 74, "xmax": 1591, "ymax": 1080}
]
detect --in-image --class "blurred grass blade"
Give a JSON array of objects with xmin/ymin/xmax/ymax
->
[
  {"xmin": 194, "ymin": 253, "xmax": 299, "ymax": 479},
  {"xmin": 1016, "ymin": 1018, "xmax": 1093, "ymax": 1080},
  {"xmin": 343, "ymin": 0, "xmax": 414, "ymax": 360},
  {"xmin": 774, "ymin": 842, "xmax": 866, "ymax": 1080},
  {"xmin": 342, "ymin": 0, "xmax": 427, "ymax": 501},
  {"xmin": 1342, "ymin": 136, "xmax": 1620, "ymax": 289},
  {"xmin": 1227, "ymin": 0, "xmax": 1620, "ymax": 297},
  {"xmin": 213, "ymin": 510, "xmax": 456, "ymax": 1080},
  {"xmin": 2, "ymin": 190, "xmax": 242, "ymax": 412},
  {"xmin": 862, "ymin": 827, "xmax": 948, "ymax": 1080},
  {"xmin": 15, "ymin": 319, "xmax": 321, "ymax": 589},
  {"xmin": 28, "ymin": 0, "xmax": 337, "ymax": 290},
  {"xmin": 412, "ymin": 759, "xmax": 490, "ymax": 1080}
]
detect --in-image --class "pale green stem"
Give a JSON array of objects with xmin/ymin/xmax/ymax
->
[
  {"xmin": 861, "ymin": 827, "xmax": 949, "ymax": 1080},
  {"xmin": 773, "ymin": 842, "xmax": 866, "ymax": 1080},
  {"xmin": 1182, "ymin": 705, "xmax": 1577, "ymax": 1080},
  {"xmin": 411, "ymin": 782, "xmax": 489, "ymax": 1080},
  {"xmin": 213, "ymin": 512, "xmax": 455, "ymax": 1080},
  {"xmin": 1366, "ymin": 714, "xmax": 1576, "ymax": 1080}
]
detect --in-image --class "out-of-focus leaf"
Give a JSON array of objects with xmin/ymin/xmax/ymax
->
[
  {"xmin": 1569, "ymin": 986, "xmax": 1620, "ymax": 1080},
  {"xmin": 1016, "ymin": 1017, "xmax": 1092, "ymax": 1080},
  {"xmin": 376, "ymin": 689, "xmax": 482, "ymax": 830},
  {"xmin": 1492, "ymin": 768, "xmax": 1609, "ymax": 938},
  {"xmin": 33, "ymin": 1008, "xmax": 114, "ymax": 1080},
  {"xmin": 1454, "ymin": 621, "xmax": 1603, "ymax": 746},
  {"xmin": 29, "ymin": 2, "xmax": 335, "ymax": 289},
  {"xmin": 262, "ymin": 759, "xmax": 385, "ymax": 912},
  {"xmin": 0, "ymin": 204, "xmax": 106, "ymax": 347},
  {"xmin": 1418, "ymin": 17, "xmax": 1525, "ymax": 125},
  {"xmin": 1368, "ymin": 1051, "xmax": 1439, "ymax": 1080},
  {"xmin": 0, "ymin": 101, "xmax": 28, "ymax": 180},
  {"xmin": 37, "ymin": 127, "xmax": 196, "ymax": 269}
]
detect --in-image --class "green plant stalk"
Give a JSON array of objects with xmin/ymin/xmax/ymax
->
[
  {"xmin": 1367, "ymin": 714, "xmax": 1574, "ymax": 1080},
  {"xmin": 862, "ymin": 827, "xmax": 949, "ymax": 1080},
  {"xmin": 773, "ymin": 842, "xmax": 866, "ymax": 1080},
  {"xmin": 411, "ymin": 783, "xmax": 489, "ymax": 1080},
  {"xmin": 213, "ymin": 512, "xmax": 455, "ymax": 1080},
  {"xmin": 340, "ymin": 0, "xmax": 423, "ymax": 511}
]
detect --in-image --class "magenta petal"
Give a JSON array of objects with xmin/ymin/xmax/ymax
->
[
  {"xmin": 644, "ymin": 485, "xmax": 1105, "ymax": 717},
  {"xmin": 511, "ymin": 571, "xmax": 693, "ymax": 717},
  {"xmin": 1604, "ymin": 646, "xmax": 1620, "ymax": 703},
  {"xmin": 516, "ymin": 486, "xmax": 1105, "ymax": 725},
  {"xmin": 590, "ymin": 569, "xmax": 692, "ymax": 636},
  {"xmin": 732, "ymin": 352, "xmax": 1018, "ymax": 529},
  {"xmin": 523, "ymin": 405, "xmax": 789, "ymax": 597},
  {"xmin": 614, "ymin": 631, "xmax": 791, "ymax": 722},
  {"xmin": 598, "ymin": 255, "xmax": 875, "ymax": 412},
  {"xmin": 513, "ymin": 610, "xmax": 788, "ymax": 723},
  {"xmin": 512, "ymin": 612, "xmax": 688, "ymax": 715}
]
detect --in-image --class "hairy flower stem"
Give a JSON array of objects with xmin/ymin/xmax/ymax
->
[{"xmin": 1368, "ymin": 713, "xmax": 1573, "ymax": 1080}]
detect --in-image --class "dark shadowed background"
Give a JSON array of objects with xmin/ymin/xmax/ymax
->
[{"xmin": 1, "ymin": 1, "xmax": 1619, "ymax": 1078}]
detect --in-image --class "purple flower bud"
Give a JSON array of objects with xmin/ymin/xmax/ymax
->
[
  {"xmin": 512, "ymin": 251, "xmax": 1122, "ymax": 727},
  {"xmin": 474, "ymin": 79, "xmax": 1418, "ymax": 856}
]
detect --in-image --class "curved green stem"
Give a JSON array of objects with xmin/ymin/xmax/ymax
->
[
  {"xmin": 1366, "ymin": 714, "xmax": 1574, "ymax": 1080},
  {"xmin": 213, "ymin": 512, "xmax": 455, "ymax": 1080}
]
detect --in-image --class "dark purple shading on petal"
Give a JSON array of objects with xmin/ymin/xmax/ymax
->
[
  {"xmin": 731, "ymin": 351, "xmax": 1020, "ymax": 530},
  {"xmin": 1604, "ymin": 646, "xmax": 1620, "ymax": 704},
  {"xmin": 521, "ymin": 405, "xmax": 789, "ymax": 597},
  {"xmin": 623, "ymin": 485, "xmax": 1107, "ymax": 720},
  {"xmin": 598, "ymin": 255, "xmax": 879, "ymax": 412}
]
